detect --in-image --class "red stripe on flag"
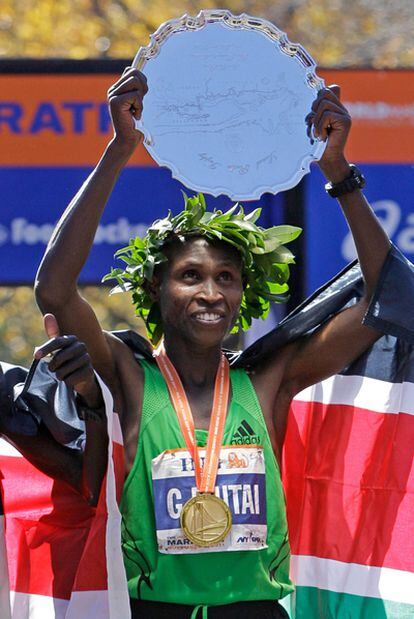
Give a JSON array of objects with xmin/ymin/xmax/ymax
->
[
  {"xmin": 2, "ymin": 454, "xmax": 95, "ymax": 599},
  {"xmin": 283, "ymin": 399, "xmax": 414, "ymax": 573},
  {"xmin": 71, "ymin": 442, "xmax": 124, "ymax": 592},
  {"xmin": 1, "ymin": 441, "xmax": 125, "ymax": 600}
]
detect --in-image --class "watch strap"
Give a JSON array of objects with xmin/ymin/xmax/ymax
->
[{"xmin": 325, "ymin": 164, "xmax": 366, "ymax": 198}]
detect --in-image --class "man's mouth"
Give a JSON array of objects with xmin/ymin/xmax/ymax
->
[{"xmin": 191, "ymin": 312, "xmax": 224, "ymax": 324}]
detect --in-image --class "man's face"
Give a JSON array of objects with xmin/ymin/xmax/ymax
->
[{"xmin": 156, "ymin": 237, "xmax": 243, "ymax": 348}]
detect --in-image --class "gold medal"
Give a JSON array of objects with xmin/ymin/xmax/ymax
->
[{"xmin": 181, "ymin": 493, "xmax": 232, "ymax": 547}]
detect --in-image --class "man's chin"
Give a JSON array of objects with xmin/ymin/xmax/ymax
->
[{"xmin": 187, "ymin": 320, "xmax": 229, "ymax": 347}]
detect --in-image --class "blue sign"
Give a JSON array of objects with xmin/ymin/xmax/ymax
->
[
  {"xmin": 0, "ymin": 167, "xmax": 283, "ymax": 285},
  {"xmin": 304, "ymin": 164, "xmax": 414, "ymax": 295}
]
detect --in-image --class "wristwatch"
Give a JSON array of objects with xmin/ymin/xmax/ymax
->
[{"xmin": 325, "ymin": 164, "xmax": 366, "ymax": 198}]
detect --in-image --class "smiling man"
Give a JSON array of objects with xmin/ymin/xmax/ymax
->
[{"xmin": 34, "ymin": 68, "xmax": 391, "ymax": 618}]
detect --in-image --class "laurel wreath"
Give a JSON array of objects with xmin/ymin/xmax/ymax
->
[{"xmin": 102, "ymin": 193, "xmax": 301, "ymax": 344}]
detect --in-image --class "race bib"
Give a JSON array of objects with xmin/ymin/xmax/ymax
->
[{"xmin": 152, "ymin": 445, "xmax": 267, "ymax": 554}]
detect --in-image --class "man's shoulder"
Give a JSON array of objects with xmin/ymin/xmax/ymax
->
[
  {"xmin": 107, "ymin": 329, "xmax": 153, "ymax": 361},
  {"xmin": 104, "ymin": 330, "xmax": 148, "ymax": 393}
]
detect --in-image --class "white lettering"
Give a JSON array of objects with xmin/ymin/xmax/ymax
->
[
  {"xmin": 11, "ymin": 218, "xmax": 54, "ymax": 244},
  {"xmin": 166, "ymin": 488, "xmax": 182, "ymax": 519},
  {"xmin": 228, "ymin": 484, "xmax": 242, "ymax": 514},
  {"xmin": 6, "ymin": 217, "xmax": 148, "ymax": 247},
  {"xmin": 221, "ymin": 484, "xmax": 229, "ymax": 506},
  {"xmin": 253, "ymin": 484, "xmax": 260, "ymax": 514},
  {"xmin": 241, "ymin": 484, "xmax": 255, "ymax": 515}
]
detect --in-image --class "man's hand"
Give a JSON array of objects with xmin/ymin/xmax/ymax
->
[
  {"xmin": 307, "ymin": 85, "xmax": 352, "ymax": 182},
  {"xmin": 34, "ymin": 314, "xmax": 102, "ymax": 408},
  {"xmin": 107, "ymin": 66, "xmax": 148, "ymax": 153}
]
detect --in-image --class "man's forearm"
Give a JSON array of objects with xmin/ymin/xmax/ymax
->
[
  {"xmin": 320, "ymin": 157, "xmax": 391, "ymax": 299},
  {"xmin": 35, "ymin": 140, "xmax": 134, "ymax": 306}
]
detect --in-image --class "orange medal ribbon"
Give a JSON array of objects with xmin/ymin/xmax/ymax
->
[{"xmin": 154, "ymin": 342, "xmax": 230, "ymax": 494}]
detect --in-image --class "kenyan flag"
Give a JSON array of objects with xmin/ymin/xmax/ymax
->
[
  {"xmin": 283, "ymin": 335, "xmax": 414, "ymax": 618},
  {"xmin": 0, "ymin": 377, "xmax": 128, "ymax": 619}
]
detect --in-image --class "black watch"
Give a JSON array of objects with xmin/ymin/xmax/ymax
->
[{"xmin": 325, "ymin": 164, "xmax": 366, "ymax": 198}]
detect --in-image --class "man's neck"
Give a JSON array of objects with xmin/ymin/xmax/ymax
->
[{"xmin": 163, "ymin": 337, "xmax": 222, "ymax": 391}]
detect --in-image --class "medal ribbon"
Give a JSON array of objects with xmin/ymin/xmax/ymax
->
[{"xmin": 154, "ymin": 342, "xmax": 230, "ymax": 494}]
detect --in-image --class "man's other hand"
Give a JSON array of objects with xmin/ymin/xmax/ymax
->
[{"xmin": 34, "ymin": 313, "xmax": 102, "ymax": 408}]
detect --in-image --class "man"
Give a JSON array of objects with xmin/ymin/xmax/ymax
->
[{"xmin": 34, "ymin": 68, "xmax": 391, "ymax": 618}]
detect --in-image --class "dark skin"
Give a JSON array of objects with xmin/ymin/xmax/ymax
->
[
  {"xmin": 34, "ymin": 68, "xmax": 391, "ymax": 476},
  {"xmin": 1, "ymin": 314, "xmax": 107, "ymax": 506}
]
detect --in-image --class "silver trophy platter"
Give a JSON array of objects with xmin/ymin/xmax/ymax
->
[{"xmin": 132, "ymin": 10, "xmax": 326, "ymax": 201}]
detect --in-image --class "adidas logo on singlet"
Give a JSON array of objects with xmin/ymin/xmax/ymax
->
[{"xmin": 230, "ymin": 419, "xmax": 261, "ymax": 445}]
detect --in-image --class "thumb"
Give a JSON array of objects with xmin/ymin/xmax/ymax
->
[{"xmin": 44, "ymin": 313, "xmax": 60, "ymax": 339}]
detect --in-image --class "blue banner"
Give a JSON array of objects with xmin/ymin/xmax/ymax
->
[
  {"xmin": 0, "ymin": 167, "xmax": 283, "ymax": 285},
  {"xmin": 304, "ymin": 164, "xmax": 414, "ymax": 295}
]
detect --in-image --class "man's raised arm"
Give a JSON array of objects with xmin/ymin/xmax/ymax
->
[
  {"xmin": 253, "ymin": 86, "xmax": 391, "ymax": 409},
  {"xmin": 314, "ymin": 86, "xmax": 390, "ymax": 299},
  {"xmin": 35, "ymin": 69, "xmax": 147, "ymax": 374}
]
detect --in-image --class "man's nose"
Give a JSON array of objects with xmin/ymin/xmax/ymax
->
[{"xmin": 198, "ymin": 278, "xmax": 222, "ymax": 302}]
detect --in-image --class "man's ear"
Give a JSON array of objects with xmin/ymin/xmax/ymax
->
[{"xmin": 146, "ymin": 276, "xmax": 161, "ymax": 302}]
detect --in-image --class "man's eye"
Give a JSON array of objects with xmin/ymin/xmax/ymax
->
[
  {"xmin": 183, "ymin": 270, "xmax": 199, "ymax": 280},
  {"xmin": 218, "ymin": 271, "xmax": 233, "ymax": 281}
]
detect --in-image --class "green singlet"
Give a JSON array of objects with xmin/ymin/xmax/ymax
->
[{"xmin": 120, "ymin": 359, "xmax": 294, "ymax": 606}]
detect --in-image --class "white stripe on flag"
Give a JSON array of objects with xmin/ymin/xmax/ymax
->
[
  {"xmin": 291, "ymin": 555, "xmax": 414, "ymax": 605},
  {"xmin": 62, "ymin": 590, "xmax": 109, "ymax": 619},
  {"xmin": 112, "ymin": 413, "xmax": 123, "ymax": 446},
  {"xmin": 10, "ymin": 591, "xmax": 68, "ymax": 619},
  {"xmin": 0, "ymin": 440, "xmax": 23, "ymax": 458},
  {"xmin": 97, "ymin": 375, "xmax": 131, "ymax": 619},
  {"xmin": 0, "ymin": 516, "xmax": 11, "ymax": 619},
  {"xmin": 294, "ymin": 374, "xmax": 414, "ymax": 415}
]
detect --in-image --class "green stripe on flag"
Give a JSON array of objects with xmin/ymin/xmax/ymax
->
[{"xmin": 293, "ymin": 587, "xmax": 414, "ymax": 619}]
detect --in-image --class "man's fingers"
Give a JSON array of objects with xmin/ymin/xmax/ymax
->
[
  {"xmin": 33, "ymin": 335, "xmax": 77, "ymax": 360},
  {"xmin": 108, "ymin": 91, "xmax": 144, "ymax": 126},
  {"xmin": 54, "ymin": 355, "xmax": 92, "ymax": 384},
  {"xmin": 107, "ymin": 70, "xmax": 148, "ymax": 97},
  {"xmin": 109, "ymin": 90, "xmax": 143, "ymax": 114},
  {"xmin": 312, "ymin": 87, "xmax": 343, "ymax": 112},
  {"xmin": 314, "ymin": 110, "xmax": 351, "ymax": 141},
  {"xmin": 312, "ymin": 100, "xmax": 349, "ymax": 135},
  {"xmin": 48, "ymin": 341, "xmax": 88, "ymax": 372},
  {"xmin": 44, "ymin": 313, "xmax": 60, "ymax": 339}
]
